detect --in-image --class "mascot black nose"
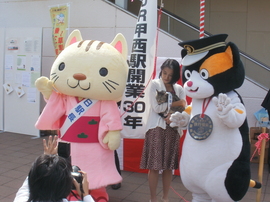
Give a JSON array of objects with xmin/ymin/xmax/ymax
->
[{"xmin": 73, "ymin": 73, "xmax": 86, "ymax": 80}]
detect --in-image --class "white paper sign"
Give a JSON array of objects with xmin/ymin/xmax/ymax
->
[{"xmin": 3, "ymin": 83, "xmax": 13, "ymax": 94}]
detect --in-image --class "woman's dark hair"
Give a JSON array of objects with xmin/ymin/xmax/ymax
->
[
  {"xmin": 27, "ymin": 154, "xmax": 73, "ymax": 202},
  {"xmin": 159, "ymin": 59, "xmax": 180, "ymax": 84}
]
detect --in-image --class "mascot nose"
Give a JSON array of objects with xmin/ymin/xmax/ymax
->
[
  {"xmin": 73, "ymin": 73, "xmax": 86, "ymax": 80},
  {"xmin": 187, "ymin": 81, "xmax": 193, "ymax": 87}
]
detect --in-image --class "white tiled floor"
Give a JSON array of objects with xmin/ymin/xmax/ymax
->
[{"xmin": 0, "ymin": 131, "xmax": 269, "ymax": 202}]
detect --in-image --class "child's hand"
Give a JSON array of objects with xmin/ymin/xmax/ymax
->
[
  {"xmin": 43, "ymin": 135, "xmax": 58, "ymax": 155},
  {"xmin": 80, "ymin": 171, "xmax": 89, "ymax": 197},
  {"xmin": 73, "ymin": 171, "xmax": 89, "ymax": 198}
]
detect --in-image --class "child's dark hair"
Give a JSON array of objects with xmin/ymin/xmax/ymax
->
[
  {"xmin": 159, "ymin": 59, "xmax": 180, "ymax": 84},
  {"xmin": 27, "ymin": 154, "xmax": 73, "ymax": 202}
]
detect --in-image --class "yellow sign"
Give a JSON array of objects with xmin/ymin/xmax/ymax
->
[{"xmin": 50, "ymin": 5, "xmax": 69, "ymax": 56}]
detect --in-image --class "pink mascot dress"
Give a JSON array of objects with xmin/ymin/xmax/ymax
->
[{"xmin": 35, "ymin": 29, "xmax": 128, "ymax": 202}]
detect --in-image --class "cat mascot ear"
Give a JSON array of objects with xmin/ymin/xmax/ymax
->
[
  {"xmin": 110, "ymin": 33, "xmax": 128, "ymax": 60},
  {"xmin": 224, "ymin": 42, "xmax": 245, "ymax": 91},
  {"xmin": 64, "ymin": 29, "xmax": 83, "ymax": 48}
]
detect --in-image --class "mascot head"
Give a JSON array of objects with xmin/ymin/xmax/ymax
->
[
  {"xmin": 179, "ymin": 34, "xmax": 245, "ymax": 99},
  {"xmin": 50, "ymin": 29, "xmax": 128, "ymax": 101}
]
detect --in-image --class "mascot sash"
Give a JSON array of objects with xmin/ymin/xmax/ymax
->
[{"xmin": 60, "ymin": 98, "xmax": 98, "ymax": 141}]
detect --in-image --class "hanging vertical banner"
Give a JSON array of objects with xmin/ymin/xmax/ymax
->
[
  {"xmin": 120, "ymin": 0, "xmax": 157, "ymax": 139},
  {"xmin": 118, "ymin": 0, "xmax": 157, "ymax": 173},
  {"xmin": 50, "ymin": 4, "xmax": 69, "ymax": 56}
]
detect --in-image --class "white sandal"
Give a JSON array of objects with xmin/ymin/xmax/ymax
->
[{"xmin": 161, "ymin": 197, "xmax": 169, "ymax": 202}]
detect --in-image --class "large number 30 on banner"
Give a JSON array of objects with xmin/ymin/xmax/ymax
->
[
  {"xmin": 50, "ymin": 5, "xmax": 69, "ymax": 56},
  {"xmin": 119, "ymin": 0, "xmax": 157, "ymax": 173}
]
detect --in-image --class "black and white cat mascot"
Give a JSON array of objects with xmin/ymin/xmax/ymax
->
[{"xmin": 170, "ymin": 34, "xmax": 260, "ymax": 202}]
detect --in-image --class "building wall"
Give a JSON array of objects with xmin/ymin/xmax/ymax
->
[
  {"xmin": 0, "ymin": 0, "xmax": 268, "ymax": 130},
  {"xmin": 164, "ymin": 0, "xmax": 270, "ymax": 69},
  {"xmin": 0, "ymin": 0, "xmax": 182, "ymax": 74}
]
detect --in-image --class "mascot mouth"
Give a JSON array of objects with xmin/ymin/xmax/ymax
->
[
  {"xmin": 188, "ymin": 87, "xmax": 199, "ymax": 92},
  {"xmin": 67, "ymin": 79, "xmax": 91, "ymax": 90}
]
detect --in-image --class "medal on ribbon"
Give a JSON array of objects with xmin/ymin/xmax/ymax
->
[{"xmin": 188, "ymin": 97, "xmax": 213, "ymax": 140}]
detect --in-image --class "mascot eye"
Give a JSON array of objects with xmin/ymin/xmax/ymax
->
[
  {"xmin": 200, "ymin": 69, "xmax": 209, "ymax": 79},
  {"xmin": 58, "ymin": 62, "xmax": 65, "ymax": 71},
  {"xmin": 99, "ymin": 67, "xmax": 108, "ymax": 77},
  {"xmin": 184, "ymin": 70, "xmax": 191, "ymax": 79}
]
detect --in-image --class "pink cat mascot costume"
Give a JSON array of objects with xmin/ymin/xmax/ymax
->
[{"xmin": 35, "ymin": 30, "xmax": 128, "ymax": 201}]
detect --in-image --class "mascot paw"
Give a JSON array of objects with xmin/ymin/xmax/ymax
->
[
  {"xmin": 169, "ymin": 111, "xmax": 190, "ymax": 128},
  {"xmin": 35, "ymin": 76, "xmax": 53, "ymax": 100},
  {"xmin": 212, "ymin": 93, "xmax": 233, "ymax": 116},
  {"xmin": 102, "ymin": 131, "xmax": 121, "ymax": 150}
]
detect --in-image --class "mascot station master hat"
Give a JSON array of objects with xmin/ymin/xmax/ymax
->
[{"xmin": 179, "ymin": 34, "xmax": 228, "ymax": 66}]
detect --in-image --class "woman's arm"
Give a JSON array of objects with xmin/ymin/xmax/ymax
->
[
  {"xmin": 171, "ymin": 84, "xmax": 186, "ymax": 108},
  {"xmin": 171, "ymin": 99, "xmax": 186, "ymax": 108},
  {"xmin": 149, "ymin": 81, "xmax": 168, "ymax": 113}
]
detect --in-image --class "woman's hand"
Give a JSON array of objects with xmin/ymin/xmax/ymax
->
[
  {"xmin": 43, "ymin": 135, "xmax": 58, "ymax": 155},
  {"xmin": 164, "ymin": 113, "xmax": 172, "ymax": 125}
]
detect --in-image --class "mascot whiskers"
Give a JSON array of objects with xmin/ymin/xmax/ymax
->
[
  {"xmin": 170, "ymin": 34, "xmax": 261, "ymax": 202},
  {"xmin": 35, "ymin": 29, "xmax": 128, "ymax": 201}
]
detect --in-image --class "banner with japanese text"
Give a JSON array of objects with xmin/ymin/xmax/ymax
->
[
  {"xmin": 118, "ymin": 0, "xmax": 157, "ymax": 173},
  {"xmin": 120, "ymin": 0, "xmax": 157, "ymax": 139},
  {"xmin": 50, "ymin": 4, "xmax": 69, "ymax": 56}
]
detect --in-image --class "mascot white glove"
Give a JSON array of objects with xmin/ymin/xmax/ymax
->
[
  {"xmin": 169, "ymin": 111, "xmax": 190, "ymax": 129},
  {"xmin": 35, "ymin": 76, "xmax": 53, "ymax": 100},
  {"xmin": 103, "ymin": 130, "xmax": 121, "ymax": 150},
  {"xmin": 212, "ymin": 93, "xmax": 233, "ymax": 116},
  {"xmin": 212, "ymin": 93, "xmax": 246, "ymax": 128}
]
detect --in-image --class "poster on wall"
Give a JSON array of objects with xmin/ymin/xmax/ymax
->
[
  {"xmin": 3, "ymin": 27, "xmax": 42, "ymax": 137},
  {"xmin": 50, "ymin": 4, "xmax": 69, "ymax": 56},
  {"xmin": 7, "ymin": 39, "xmax": 19, "ymax": 51},
  {"xmin": 5, "ymin": 54, "xmax": 14, "ymax": 70},
  {"xmin": 17, "ymin": 55, "xmax": 26, "ymax": 70},
  {"xmin": 30, "ymin": 55, "xmax": 41, "ymax": 72}
]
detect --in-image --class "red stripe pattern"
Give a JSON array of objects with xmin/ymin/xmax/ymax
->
[{"xmin": 200, "ymin": 0, "xmax": 205, "ymax": 39}]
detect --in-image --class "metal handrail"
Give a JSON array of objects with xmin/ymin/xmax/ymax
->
[
  {"xmin": 158, "ymin": 6, "xmax": 211, "ymax": 38},
  {"xmin": 103, "ymin": 0, "xmax": 270, "ymax": 90},
  {"xmin": 159, "ymin": 7, "xmax": 270, "ymax": 72}
]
